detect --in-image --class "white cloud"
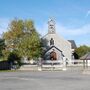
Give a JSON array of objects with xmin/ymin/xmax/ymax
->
[
  {"xmin": 86, "ymin": 10, "xmax": 90, "ymax": 17},
  {"xmin": 56, "ymin": 23, "xmax": 90, "ymax": 36}
]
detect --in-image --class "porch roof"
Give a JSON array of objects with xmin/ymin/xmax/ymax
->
[{"xmin": 80, "ymin": 52, "xmax": 90, "ymax": 60}]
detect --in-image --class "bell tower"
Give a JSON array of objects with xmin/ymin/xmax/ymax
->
[{"xmin": 48, "ymin": 18, "xmax": 56, "ymax": 34}]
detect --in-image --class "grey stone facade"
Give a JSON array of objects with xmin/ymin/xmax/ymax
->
[{"xmin": 42, "ymin": 19, "xmax": 72, "ymax": 61}]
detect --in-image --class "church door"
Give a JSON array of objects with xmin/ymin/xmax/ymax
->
[{"xmin": 50, "ymin": 50, "xmax": 57, "ymax": 60}]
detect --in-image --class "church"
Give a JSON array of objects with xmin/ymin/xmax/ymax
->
[{"xmin": 41, "ymin": 19, "xmax": 76, "ymax": 62}]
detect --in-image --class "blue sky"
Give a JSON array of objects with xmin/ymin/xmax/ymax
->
[{"xmin": 0, "ymin": 0, "xmax": 90, "ymax": 46}]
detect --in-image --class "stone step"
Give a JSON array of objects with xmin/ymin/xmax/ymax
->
[
  {"xmin": 19, "ymin": 65, "xmax": 65, "ymax": 71},
  {"xmin": 19, "ymin": 65, "xmax": 38, "ymax": 70}
]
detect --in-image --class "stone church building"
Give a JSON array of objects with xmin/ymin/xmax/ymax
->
[{"xmin": 42, "ymin": 19, "xmax": 76, "ymax": 61}]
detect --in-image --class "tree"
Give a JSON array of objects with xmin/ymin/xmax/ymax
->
[
  {"xmin": 3, "ymin": 19, "xmax": 24, "ymax": 49},
  {"xmin": 0, "ymin": 39, "xmax": 5, "ymax": 59},
  {"xmin": 8, "ymin": 50, "xmax": 21, "ymax": 68},
  {"xmin": 3, "ymin": 19, "xmax": 42, "ymax": 60},
  {"xmin": 17, "ymin": 26, "xmax": 42, "ymax": 59},
  {"xmin": 75, "ymin": 45, "xmax": 90, "ymax": 58}
]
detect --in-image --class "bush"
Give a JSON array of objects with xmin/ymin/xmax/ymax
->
[{"xmin": 8, "ymin": 51, "xmax": 21, "ymax": 69}]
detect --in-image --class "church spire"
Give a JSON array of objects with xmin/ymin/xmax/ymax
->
[{"xmin": 48, "ymin": 18, "xmax": 56, "ymax": 34}]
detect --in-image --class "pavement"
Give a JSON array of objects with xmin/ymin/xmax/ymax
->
[{"xmin": 0, "ymin": 70, "xmax": 90, "ymax": 90}]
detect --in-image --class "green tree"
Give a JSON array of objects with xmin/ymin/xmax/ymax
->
[
  {"xmin": 3, "ymin": 19, "xmax": 24, "ymax": 49},
  {"xmin": 75, "ymin": 45, "xmax": 90, "ymax": 58},
  {"xmin": 3, "ymin": 19, "xmax": 42, "ymax": 60},
  {"xmin": 17, "ymin": 20, "xmax": 42, "ymax": 59}
]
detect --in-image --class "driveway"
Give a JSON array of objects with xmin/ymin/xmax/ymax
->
[{"xmin": 0, "ymin": 70, "xmax": 90, "ymax": 90}]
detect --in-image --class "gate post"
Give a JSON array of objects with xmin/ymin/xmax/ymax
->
[{"xmin": 62, "ymin": 57, "xmax": 67, "ymax": 71}]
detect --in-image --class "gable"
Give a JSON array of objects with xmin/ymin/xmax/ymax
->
[
  {"xmin": 43, "ymin": 45, "xmax": 64, "ymax": 60},
  {"xmin": 44, "ymin": 45, "xmax": 62, "ymax": 55}
]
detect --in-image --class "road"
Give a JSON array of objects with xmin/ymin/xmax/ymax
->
[{"xmin": 0, "ymin": 70, "xmax": 90, "ymax": 90}]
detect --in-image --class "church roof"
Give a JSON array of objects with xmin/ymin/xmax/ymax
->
[
  {"xmin": 68, "ymin": 40, "xmax": 77, "ymax": 49},
  {"xmin": 44, "ymin": 45, "xmax": 62, "ymax": 54}
]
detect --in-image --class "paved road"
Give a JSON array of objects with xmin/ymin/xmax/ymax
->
[{"xmin": 0, "ymin": 71, "xmax": 90, "ymax": 90}]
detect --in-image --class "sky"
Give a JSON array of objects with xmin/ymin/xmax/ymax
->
[{"xmin": 0, "ymin": 0, "xmax": 90, "ymax": 46}]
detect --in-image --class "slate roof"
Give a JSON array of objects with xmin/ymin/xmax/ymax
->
[
  {"xmin": 80, "ymin": 52, "xmax": 90, "ymax": 60},
  {"xmin": 68, "ymin": 40, "xmax": 77, "ymax": 49},
  {"xmin": 44, "ymin": 45, "xmax": 62, "ymax": 54}
]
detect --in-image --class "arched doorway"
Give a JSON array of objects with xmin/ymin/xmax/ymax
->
[{"xmin": 50, "ymin": 49, "xmax": 57, "ymax": 60}]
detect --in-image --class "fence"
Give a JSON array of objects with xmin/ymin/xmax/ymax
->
[
  {"xmin": 40, "ymin": 59, "xmax": 90, "ymax": 71},
  {"xmin": 0, "ymin": 61, "xmax": 11, "ymax": 70},
  {"xmin": 1, "ymin": 59, "xmax": 90, "ymax": 71}
]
